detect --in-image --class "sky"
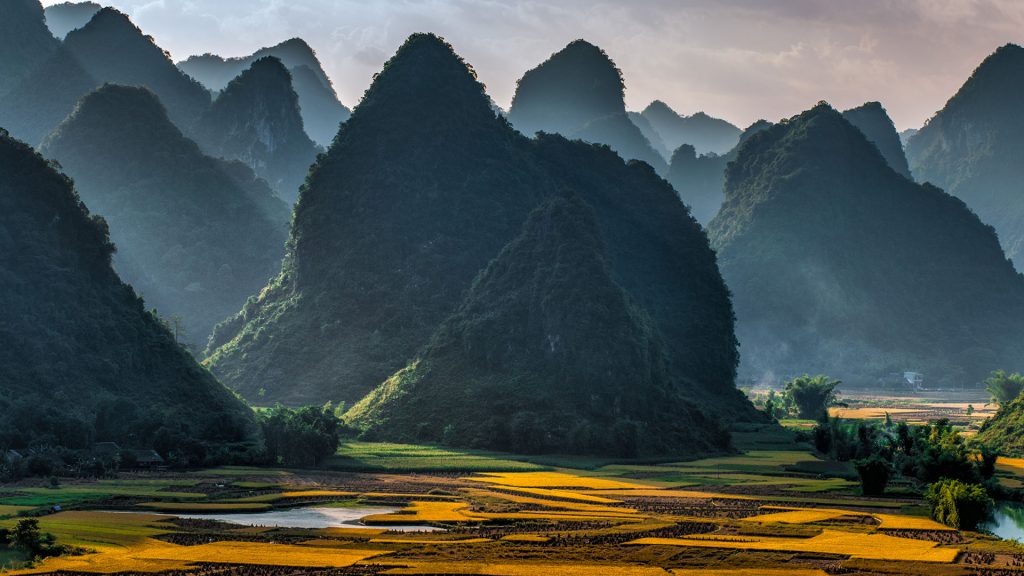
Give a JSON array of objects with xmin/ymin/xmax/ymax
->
[{"xmin": 42, "ymin": 0, "xmax": 1024, "ymax": 130}]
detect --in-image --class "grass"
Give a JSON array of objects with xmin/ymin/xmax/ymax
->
[
  {"xmin": 0, "ymin": 484, "xmax": 207, "ymax": 507},
  {"xmin": 137, "ymin": 502, "xmax": 272, "ymax": 512},
  {"xmin": 326, "ymin": 442, "xmax": 547, "ymax": 472}
]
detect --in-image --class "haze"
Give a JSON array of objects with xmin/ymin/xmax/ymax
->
[{"xmin": 39, "ymin": 0, "xmax": 1024, "ymax": 130}]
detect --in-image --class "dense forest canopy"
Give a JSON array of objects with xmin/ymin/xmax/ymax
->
[
  {"xmin": 207, "ymin": 34, "xmax": 755, "ymax": 452},
  {"xmin": 40, "ymin": 84, "xmax": 289, "ymax": 349},
  {"xmin": 709, "ymin": 103, "xmax": 1024, "ymax": 387},
  {"xmin": 907, "ymin": 43, "xmax": 1024, "ymax": 268},
  {"xmin": 0, "ymin": 129, "xmax": 259, "ymax": 460}
]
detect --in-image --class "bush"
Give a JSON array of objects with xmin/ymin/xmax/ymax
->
[
  {"xmin": 985, "ymin": 370, "xmax": 1024, "ymax": 405},
  {"xmin": 784, "ymin": 375, "xmax": 841, "ymax": 420},
  {"xmin": 855, "ymin": 456, "xmax": 891, "ymax": 496},
  {"xmin": 925, "ymin": 479, "xmax": 993, "ymax": 530}
]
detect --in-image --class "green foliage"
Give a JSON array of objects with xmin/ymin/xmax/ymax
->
[
  {"xmin": 925, "ymin": 479, "xmax": 993, "ymax": 530},
  {"xmin": 192, "ymin": 56, "xmax": 319, "ymax": 202},
  {"xmin": 907, "ymin": 44, "xmax": 1024, "ymax": 267},
  {"xmin": 0, "ymin": 129, "xmax": 259, "ymax": 462},
  {"xmin": 39, "ymin": 84, "xmax": 289, "ymax": 348},
  {"xmin": 855, "ymin": 456, "xmax": 891, "ymax": 496},
  {"xmin": 346, "ymin": 197, "xmax": 732, "ymax": 457},
  {"xmin": 709, "ymin": 103, "xmax": 1024, "ymax": 387},
  {"xmin": 178, "ymin": 38, "xmax": 351, "ymax": 147},
  {"xmin": 259, "ymin": 405, "xmax": 348, "ymax": 468},
  {"xmin": 784, "ymin": 375, "xmax": 841, "ymax": 420},
  {"xmin": 10, "ymin": 519, "xmax": 61, "ymax": 559},
  {"xmin": 206, "ymin": 33, "xmax": 753, "ymax": 437},
  {"xmin": 985, "ymin": 370, "xmax": 1024, "ymax": 405}
]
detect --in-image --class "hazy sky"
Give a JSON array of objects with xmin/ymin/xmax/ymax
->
[{"xmin": 42, "ymin": 0, "xmax": 1024, "ymax": 130}]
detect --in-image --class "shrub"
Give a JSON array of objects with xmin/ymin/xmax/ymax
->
[
  {"xmin": 784, "ymin": 375, "xmax": 841, "ymax": 420},
  {"xmin": 925, "ymin": 479, "xmax": 993, "ymax": 530},
  {"xmin": 855, "ymin": 456, "xmax": 891, "ymax": 496}
]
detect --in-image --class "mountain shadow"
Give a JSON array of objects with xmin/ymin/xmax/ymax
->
[{"xmin": 0, "ymin": 128, "xmax": 259, "ymax": 462}]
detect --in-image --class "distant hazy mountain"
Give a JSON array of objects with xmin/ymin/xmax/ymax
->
[
  {"xmin": 708, "ymin": 103, "xmax": 1024, "ymax": 387},
  {"xmin": 507, "ymin": 40, "xmax": 668, "ymax": 174},
  {"xmin": 907, "ymin": 44, "xmax": 1024, "ymax": 267},
  {"xmin": 899, "ymin": 128, "xmax": 918, "ymax": 150},
  {"xmin": 40, "ymin": 85, "xmax": 289, "ymax": 349},
  {"xmin": 0, "ymin": 46, "xmax": 97, "ymax": 146},
  {"xmin": 207, "ymin": 34, "xmax": 753, "ymax": 441},
  {"xmin": 193, "ymin": 57, "xmax": 319, "ymax": 203},
  {"xmin": 627, "ymin": 111, "xmax": 671, "ymax": 160},
  {"xmin": 0, "ymin": 0, "xmax": 60, "ymax": 98},
  {"xmin": 62, "ymin": 8, "xmax": 211, "ymax": 131},
  {"xmin": 842, "ymin": 101, "xmax": 911, "ymax": 178},
  {"xmin": 179, "ymin": 38, "xmax": 351, "ymax": 146},
  {"xmin": 347, "ymin": 197, "xmax": 731, "ymax": 456},
  {"xmin": 43, "ymin": 1, "xmax": 101, "ymax": 39},
  {"xmin": 0, "ymin": 128, "xmax": 258, "ymax": 459},
  {"xmin": 641, "ymin": 100, "xmax": 741, "ymax": 155},
  {"xmin": 667, "ymin": 120, "xmax": 771, "ymax": 224}
]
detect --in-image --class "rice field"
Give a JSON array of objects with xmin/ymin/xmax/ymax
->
[
  {"xmin": 629, "ymin": 529, "xmax": 959, "ymax": 563},
  {"xmin": 0, "ymin": 441, "xmax": 1014, "ymax": 575}
]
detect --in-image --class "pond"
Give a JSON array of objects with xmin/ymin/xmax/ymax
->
[
  {"xmin": 174, "ymin": 505, "xmax": 443, "ymax": 532},
  {"xmin": 983, "ymin": 501, "xmax": 1024, "ymax": 541}
]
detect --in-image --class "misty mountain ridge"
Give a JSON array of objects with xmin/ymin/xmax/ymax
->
[
  {"xmin": 206, "ymin": 33, "xmax": 755, "ymax": 454},
  {"xmin": 641, "ymin": 100, "xmax": 741, "ymax": 156},
  {"xmin": 507, "ymin": 39, "xmax": 668, "ymax": 174},
  {"xmin": 193, "ymin": 56, "xmax": 320, "ymax": 203},
  {"xmin": 0, "ymin": 128, "xmax": 259, "ymax": 460},
  {"xmin": 907, "ymin": 43, "xmax": 1024, "ymax": 268},
  {"xmin": 179, "ymin": 38, "xmax": 351, "ymax": 146},
  {"xmin": 44, "ymin": 1, "xmax": 102, "ymax": 39},
  {"xmin": 709, "ymin": 102, "xmax": 1024, "ymax": 387},
  {"xmin": 40, "ymin": 84, "xmax": 289, "ymax": 349}
]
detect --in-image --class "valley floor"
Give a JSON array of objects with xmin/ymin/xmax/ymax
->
[{"xmin": 1, "ymin": 429, "xmax": 1022, "ymax": 575}]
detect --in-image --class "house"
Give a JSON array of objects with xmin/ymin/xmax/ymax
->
[
  {"xmin": 130, "ymin": 450, "xmax": 165, "ymax": 468},
  {"xmin": 2, "ymin": 450, "xmax": 23, "ymax": 465}
]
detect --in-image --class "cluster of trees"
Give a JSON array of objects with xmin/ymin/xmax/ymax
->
[
  {"xmin": 812, "ymin": 416, "xmax": 996, "ymax": 529},
  {"xmin": 752, "ymin": 375, "xmax": 843, "ymax": 422},
  {"xmin": 0, "ymin": 519, "xmax": 65, "ymax": 561},
  {"xmin": 258, "ymin": 404, "xmax": 350, "ymax": 468}
]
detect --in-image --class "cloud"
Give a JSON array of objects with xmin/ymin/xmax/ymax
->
[{"xmin": 42, "ymin": 0, "xmax": 1024, "ymax": 129}]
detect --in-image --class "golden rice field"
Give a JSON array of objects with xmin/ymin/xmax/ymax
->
[{"xmin": 1, "ymin": 439, "xmax": 1021, "ymax": 575}]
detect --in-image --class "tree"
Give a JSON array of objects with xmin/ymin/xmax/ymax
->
[
  {"xmin": 784, "ymin": 375, "xmax": 842, "ymax": 420},
  {"xmin": 855, "ymin": 456, "xmax": 891, "ymax": 496},
  {"xmin": 925, "ymin": 479, "xmax": 993, "ymax": 530},
  {"xmin": 259, "ymin": 404, "xmax": 347, "ymax": 467},
  {"xmin": 985, "ymin": 370, "xmax": 1024, "ymax": 405}
]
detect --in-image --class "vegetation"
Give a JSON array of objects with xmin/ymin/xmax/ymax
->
[
  {"xmin": 985, "ymin": 370, "xmax": 1024, "ymax": 405},
  {"xmin": 177, "ymin": 37, "xmax": 351, "ymax": 147},
  {"xmin": 346, "ymin": 197, "xmax": 731, "ymax": 456},
  {"xmin": 855, "ymin": 456, "xmax": 891, "ymax": 496},
  {"xmin": 925, "ymin": 478, "xmax": 994, "ymax": 530},
  {"xmin": 784, "ymin": 375, "xmax": 842, "ymax": 420},
  {"xmin": 206, "ymin": 33, "xmax": 754, "ymax": 440},
  {"xmin": 0, "ymin": 129, "xmax": 259, "ymax": 464},
  {"xmin": 0, "ymin": 0, "xmax": 59, "ymax": 98},
  {"xmin": 507, "ymin": 39, "xmax": 667, "ymax": 173},
  {"xmin": 259, "ymin": 404, "xmax": 348, "ymax": 467},
  {"xmin": 709, "ymin": 103, "xmax": 1024, "ymax": 388},
  {"xmin": 40, "ymin": 85, "xmax": 289, "ymax": 349},
  {"xmin": 907, "ymin": 43, "xmax": 1024, "ymax": 267},
  {"xmin": 192, "ymin": 56, "xmax": 320, "ymax": 202}
]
